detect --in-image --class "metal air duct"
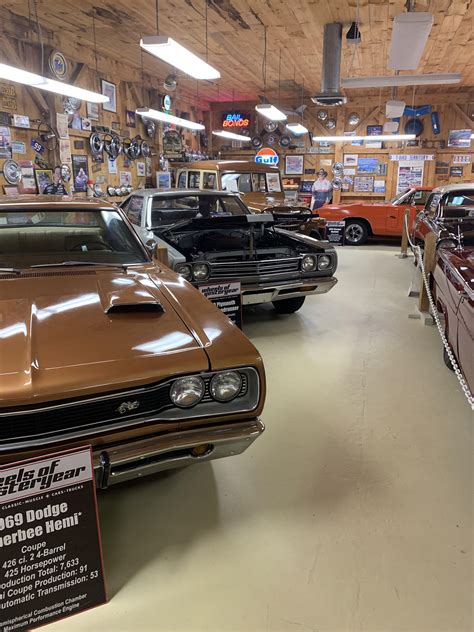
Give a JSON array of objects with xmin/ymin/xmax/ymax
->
[{"xmin": 312, "ymin": 23, "xmax": 347, "ymax": 106}]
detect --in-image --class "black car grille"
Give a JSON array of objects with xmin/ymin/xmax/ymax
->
[
  {"xmin": 0, "ymin": 375, "xmax": 248, "ymax": 446},
  {"xmin": 209, "ymin": 258, "xmax": 301, "ymax": 281}
]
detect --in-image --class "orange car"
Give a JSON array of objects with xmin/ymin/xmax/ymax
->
[{"xmin": 316, "ymin": 187, "xmax": 432, "ymax": 245}]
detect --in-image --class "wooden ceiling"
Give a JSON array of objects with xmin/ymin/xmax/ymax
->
[{"xmin": 1, "ymin": 0, "xmax": 473, "ymax": 107}]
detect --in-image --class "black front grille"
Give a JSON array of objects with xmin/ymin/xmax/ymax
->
[
  {"xmin": 209, "ymin": 258, "xmax": 301, "ymax": 280},
  {"xmin": 0, "ymin": 374, "xmax": 249, "ymax": 445}
]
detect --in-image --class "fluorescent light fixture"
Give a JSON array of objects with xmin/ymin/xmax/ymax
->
[
  {"xmin": 389, "ymin": 12, "xmax": 433, "ymax": 70},
  {"xmin": 140, "ymin": 36, "xmax": 220, "ymax": 80},
  {"xmin": 286, "ymin": 123, "xmax": 308, "ymax": 135},
  {"xmin": 136, "ymin": 107, "xmax": 204, "ymax": 131},
  {"xmin": 312, "ymin": 134, "xmax": 416, "ymax": 142},
  {"xmin": 342, "ymin": 73, "xmax": 460, "ymax": 88},
  {"xmin": 212, "ymin": 130, "xmax": 251, "ymax": 141},
  {"xmin": 255, "ymin": 104, "xmax": 287, "ymax": 121},
  {"xmin": 0, "ymin": 62, "xmax": 108, "ymax": 103},
  {"xmin": 471, "ymin": 133, "xmax": 474, "ymax": 139}
]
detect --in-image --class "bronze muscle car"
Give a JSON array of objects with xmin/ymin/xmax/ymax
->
[{"xmin": 0, "ymin": 197, "xmax": 265, "ymax": 487}]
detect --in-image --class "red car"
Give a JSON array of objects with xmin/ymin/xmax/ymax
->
[
  {"xmin": 433, "ymin": 244, "xmax": 473, "ymax": 394},
  {"xmin": 316, "ymin": 187, "xmax": 432, "ymax": 245}
]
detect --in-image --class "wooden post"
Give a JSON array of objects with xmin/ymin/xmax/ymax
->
[
  {"xmin": 399, "ymin": 209, "xmax": 410, "ymax": 258},
  {"xmin": 418, "ymin": 232, "xmax": 437, "ymax": 313}
]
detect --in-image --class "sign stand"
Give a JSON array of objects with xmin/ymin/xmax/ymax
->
[{"xmin": 0, "ymin": 447, "xmax": 107, "ymax": 631}]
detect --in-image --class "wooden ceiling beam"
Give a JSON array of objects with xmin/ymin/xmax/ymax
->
[{"xmin": 450, "ymin": 104, "xmax": 474, "ymax": 130}]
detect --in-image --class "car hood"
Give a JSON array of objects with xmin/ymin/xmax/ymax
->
[{"xmin": 0, "ymin": 265, "xmax": 212, "ymax": 407}]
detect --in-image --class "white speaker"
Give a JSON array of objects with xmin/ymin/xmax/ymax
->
[{"xmin": 385, "ymin": 100, "xmax": 405, "ymax": 119}]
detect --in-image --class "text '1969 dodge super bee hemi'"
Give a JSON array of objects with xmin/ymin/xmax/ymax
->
[{"xmin": 0, "ymin": 197, "xmax": 266, "ymax": 488}]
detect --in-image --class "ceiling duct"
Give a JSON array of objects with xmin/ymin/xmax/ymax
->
[{"xmin": 312, "ymin": 23, "xmax": 347, "ymax": 106}]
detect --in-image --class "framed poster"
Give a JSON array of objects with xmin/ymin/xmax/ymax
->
[
  {"xmin": 452, "ymin": 154, "xmax": 471, "ymax": 164},
  {"xmin": 101, "ymin": 79, "xmax": 117, "ymax": 112},
  {"xmin": 156, "ymin": 171, "xmax": 171, "ymax": 189},
  {"xmin": 87, "ymin": 101, "xmax": 99, "ymax": 120},
  {"xmin": 397, "ymin": 161, "xmax": 424, "ymax": 193},
  {"xmin": 136, "ymin": 161, "xmax": 146, "ymax": 177},
  {"xmin": 343, "ymin": 154, "xmax": 358, "ymax": 167},
  {"xmin": 72, "ymin": 155, "xmax": 89, "ymax": 192},
  {"xmin": 119, "ymin": 171, "xmax": 132, "ymax": 186},
  {"xmin": 447, "ymin": 129, "xmax": 471, "ymax": 148},
  {"xmin": 366, "ymin": 124, "xmax": 383, "ymax": 136},
  {"xmin": 35, "ymin": 168, "xmax": 53, "ymax": 193},
  {"xmin": 126, "ymin": 110, "xmax": 136, "ymax": 128},
  {"xmin": 450, "ymin": 166, "xmax": 463, "ymax": 177},
  {"xmin": 285, "ymin": 155, "xmax": 304, "ymax": 175},
  {"xmin": 18, "ymin": 160, "xmax": 37, "ymax": 193},
  {"xmin": 353, "ymin": 176, "xmax": 374, "ymax": 193},
  {"xmin": 357, "ymin": 157, "xmax": 378, "ymax": 173}
]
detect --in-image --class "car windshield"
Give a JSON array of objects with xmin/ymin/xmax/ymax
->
[
  {"xmin": 0, "ymin": 207, "xmax": 148, "ymax": 269},
  {"xmin": 150, "ymin": 194, "xmax": 249, "ymax": 227},
  {"xmin": 390, "ymin": 189, "xmax": 411, "ymax": 204}
]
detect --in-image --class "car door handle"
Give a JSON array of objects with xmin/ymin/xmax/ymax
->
[{"xmin": 389, "ymin": 215, "xmax": 397, "ymax": 219}]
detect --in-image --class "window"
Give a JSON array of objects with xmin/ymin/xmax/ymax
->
[
  {"xmin": 252, "ymin": 173, "xmax": 267, "ymax": 192},
  {"xmin": 203, "ymin": 172, "xmax": 217, "ymax": 190},
  {"xmin": 124, "ymin": 196, "xmax": 143, "ymax": 226},
  {"xmin": 188, "ymin": 171, "xmax": 201, "ymax": 189},
  {"xmin": 149, "ymin": 194, "xmax": 249, "ymax": 226},
  {"xmin": 177, "ymin": 172, "xmax": 187, "ymax": 189},
  {"xmin": 426, "ymin": 192, "xmax": 442, "ymax": 217},
  {"xmin": 441, "ymin": 190, "xmax": 474, "ymax": 219},
  {"xmin": 413, "ymin": 190, "xmax": 430, "ymax": 205},
  {"xmin": 0, "ymin": 208, "xmax": 148, "ymax": 269}
]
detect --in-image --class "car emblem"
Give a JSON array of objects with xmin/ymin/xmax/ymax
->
[{"xmin": 116, "ymin": 400, "xmax": 140, "ymax": 415}]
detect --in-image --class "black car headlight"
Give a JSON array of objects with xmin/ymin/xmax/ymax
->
[
  {"xmin": 210, "ymin": 371, "xmax": 243, "ymax": 402},
  {"xmin": 175, "ymin": 263, "xmax": 193, "ymax": 281},
  {"xmin": 301, "ymin": 255, "xmax": 317, "ymax": 272},
  {"xmin": 318, "ymin": 255, "xmax": 332, "ymax": 270},
  {"xmin": 193, "ymin": 263, "xmax": 210, "ymax": 281},
  {"xmin": 170, "ymin": 376, "xmax": 205, "ymax": 408}
]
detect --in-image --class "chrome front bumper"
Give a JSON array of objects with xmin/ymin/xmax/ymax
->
[
  {"xmin": 93, "ymin": 418, "xmax": 264, "ymax": 488},
  {"xmin": 242, "ymin": 276, "xmax": 337, "ymax": 305}
]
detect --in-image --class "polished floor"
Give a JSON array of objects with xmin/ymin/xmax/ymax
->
[{"xmin": 52, "ymin": 246, "xmax": 472, "ymax": 632}]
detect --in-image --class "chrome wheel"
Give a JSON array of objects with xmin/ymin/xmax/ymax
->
[{"xmin": 344, "ymin": 221, "xmax": 368, "ymax": 246}]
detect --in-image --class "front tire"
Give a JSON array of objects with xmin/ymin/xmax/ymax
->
[
  {"xmin": 272, "ymin": 296, "xmax": 306, "ymax": 314},
  {"xmin": 443, "ymin": 346, "xmax": 455, "ymax": 371},
  {"xmin": 344, "ymin": 220, "xmax": 368, "ymax": 246}
]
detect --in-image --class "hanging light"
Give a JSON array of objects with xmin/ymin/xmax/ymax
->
[
  {"xmin": 255, "ymin": 104, "xmax": 287, "ymax": 122},
  {"xmin": 140, "ymin": 36, "xmax": 220, "ymax": 80},
  {"xmin": 212, "ymin": 130, "xmax": 251, "ymax": 141},
  {"xmin": 346, "ymin": 22, "xmax": 361, "ymax": 44},
  {"xmin": 136, "ymin": 107, "xmax": 204, "ymax": 130},
  {"xmin": 286, "ymin": 122, "xmax": 308, "ymax": 135},
  {"xmin": 0, "ymin": 62, "xmax": 108, "ymax": 103},
  {"xmin": 312, "ymin": 134, "xmax": 416, "ymax": 142}
]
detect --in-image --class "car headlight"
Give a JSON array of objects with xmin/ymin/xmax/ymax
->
[
  {"xmin": 318, "ymin": 255, "xmax": 332, "ymax": 270},
  {"xmin": 175, "ymin": 263, "xmax": 192, "ymax": 281},
  {"xmin": 193, "ymin": 263, "xmax": 210, "ymax": 281},
  {"xmin": 170, "ymin": 376, "xmax": 205, "ymax": 408},
  {"xmin": 301, "ymin": 255, "xmax": 317, "ymax": 272},
  {"xmin": 210, "ymin": 371, "xmax": 242, "ymax": 402}
]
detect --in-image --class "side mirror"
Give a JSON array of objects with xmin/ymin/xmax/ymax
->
[{"xmin": 145, "ymin": 240, "xmax": 158, "ymax": 258}]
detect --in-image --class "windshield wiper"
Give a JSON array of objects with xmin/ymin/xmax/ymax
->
[
  {"xmin": 0, "ymin": 267, "xmax": 22, "ymax": 275},
  {"xmin": 30, "ymin": 261, "xmax": 129, "ymax": 271}
]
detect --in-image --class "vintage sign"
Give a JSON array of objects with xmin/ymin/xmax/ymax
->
[
  {"xmin": 449, "ymin": 166, "xmax": 463, "ymax": 177},
  {"xmin": 389, "ymin": 154, "xmax": 434, "ymax": 161},
  {"xmin": 255, "ymin": 147, "xmax": 279, "ymax": 165},
  {"xmin": 0, "ymin": 83, "xmax": 17, "ymax": 110},
  {"xmin": 199, "ymin": 281, "xmax": 242, "ymax": 329},
  {"xmin": 0, "ymin": 448, "xmax": 106, "ymax": 632},
  {"xmin": 30, "ymin": 138, "xmax": 45, "ymax": 154},
  {"xmin": 452, "ymin": 154, "xmax": 471, "ymax": 165},
  {"xmin": 326, "ymin": 221, "xmax": 345, "ymax": 245},
  {"xmin": 11, "ymin": 141, "xmax": 26, "ymax": 155}
]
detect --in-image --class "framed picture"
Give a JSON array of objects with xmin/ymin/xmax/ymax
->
[
  {"xmin": 126, "ymin": 110, "xmax": 136, "ymax": 128},
  {"xmin": 3, "ymin": 185, "xmax": 18, "ymax": 196},
  {"xmin": 136, "ymin": 161, "xmax": 146, "ymax": 177},
  {"xmin": 101, "ymin": 79, "xmax": 117, "ymax": 113},
  {"xmin": 353, "ymin": 176, "xmax": 374, "ymax": 193},
  {"xmin": 357, "ymin": 157, "xmax": 378, "ymax": 173},
  {"xmin": 285, "ymin": 155, "xmax": 304, "ymax": 175},
  {"xmin": 35, "ymin": 168, "xmax": 53, "ymax": 194},
  {"xmin": 72, "ymin": 155, "xmax": 89, "ymax": 192},
  {"xmin": 86, "ymin": 102, "xmax": 99, "ymax": 121},
  {"xmin": 343, "ymin": 154, "xmax": 358, "ymax": 167},
  {"xmin": 156, "ymin": 171, "xmax": 171, "ymax": 189},
  {"xmin": 447, "ymin": 129, "xmax": 471, "ymax": 148}
]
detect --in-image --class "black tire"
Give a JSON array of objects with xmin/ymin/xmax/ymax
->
[
  {"xmin": 272, "ymin": 296, "xmax": 306, "ymax": 314},
  {"xmin": 443, "ymin": 346, "xmax": 455, "ymax": 371},
  {"xmin": 344, "ymin": 220, "xmax": 368, "ymax": 246}
]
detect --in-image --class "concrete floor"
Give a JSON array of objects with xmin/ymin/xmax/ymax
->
[{"xmin": 52, "ymin": 246, "xmax": 472, "ymax": 632}]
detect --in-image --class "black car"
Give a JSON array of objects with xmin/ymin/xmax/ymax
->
[
  {"xmin": 122, "ymin": 190, "xmax": 338, "ymax": 313},
  {"xmin": 413, "ymin": 184, "xmax": 474, "ymax": 249}
]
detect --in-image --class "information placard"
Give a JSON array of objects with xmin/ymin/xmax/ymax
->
[
  {"xmin": 326, "ymin": 221, "xmax": 346, "ymax": 246},
  {"xmin": 0, "ymin": 448, "xmax": 106, "ymax": 632},
  {"xmin": 199, "ymin": 281, "xmax": 242, "ymax": 329}
]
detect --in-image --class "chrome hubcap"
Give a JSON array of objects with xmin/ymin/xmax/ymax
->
[{"xmin": 345, "ymin": 224, "xmax": 364, "ymax": 243}]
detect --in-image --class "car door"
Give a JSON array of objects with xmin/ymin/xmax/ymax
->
[{"xmin": 457, "ymin": 292, "xmax": 474, "ymax": 394}]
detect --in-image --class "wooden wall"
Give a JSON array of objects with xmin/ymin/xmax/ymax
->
[{"xmin": 210, "ymin": 97, "xmax": 474, "ymax": 203}]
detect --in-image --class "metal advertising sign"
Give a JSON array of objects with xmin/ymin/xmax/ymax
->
[
  {"xmin": 325, "ymin": 221, "xmax": 346, "ymax": 245},
  {"xmin": 0, "ymin": 447, "xmax": 107, "ymax": 631},
  {"xmin": 199, "ymin": 281, "xmax": 242, "ymax": 329}
]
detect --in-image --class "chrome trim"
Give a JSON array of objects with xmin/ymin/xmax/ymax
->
[
  {"xmin": 241, "ymin": 277, "xmax": 337, "ymax": 305},
  {"xmin": 0, "ymin": 368, "xmax": 261, "ymax": 451}
]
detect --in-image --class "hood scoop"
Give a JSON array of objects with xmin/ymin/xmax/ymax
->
[{"xmin": 99, "ymin": 280, "xmax": 165, "ymax": 315}]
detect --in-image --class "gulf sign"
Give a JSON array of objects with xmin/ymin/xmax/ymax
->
[
  {"xmin": 222, "ymin": 112, "xmax": 250, "ymax": 128},
  {"xmin": 255, "ymin": 148, "xmax": 279, "ymax": 165}
]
